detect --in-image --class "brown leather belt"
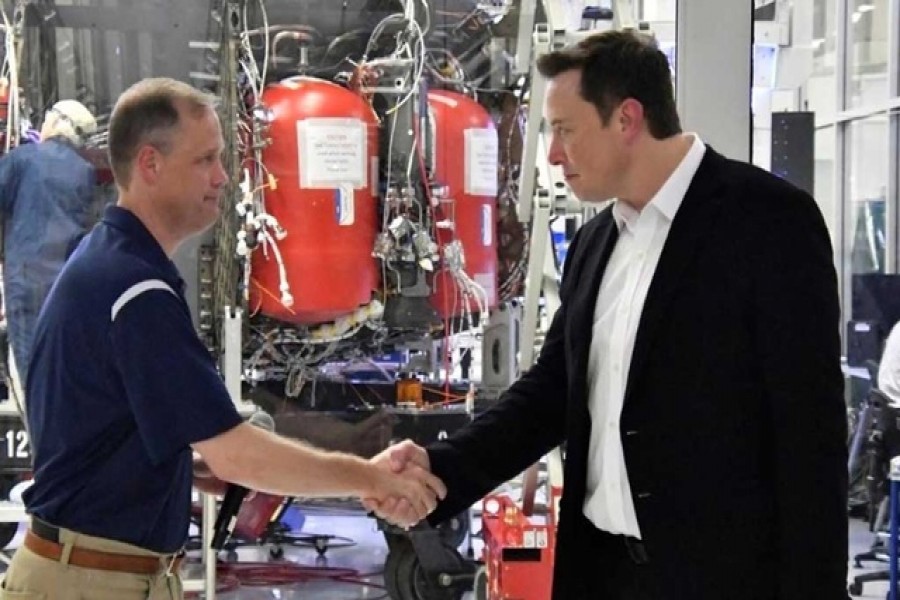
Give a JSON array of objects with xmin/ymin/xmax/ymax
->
[{"xmin": 24, "ymin": 530, "xmax": 184, "ymax": 575}]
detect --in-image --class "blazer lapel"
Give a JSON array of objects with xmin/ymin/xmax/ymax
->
[{"xmin": 623, "ymin": 148, "xmax": 728, "ymax": 401}]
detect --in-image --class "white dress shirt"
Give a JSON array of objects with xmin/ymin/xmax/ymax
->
[
  {"xmin": 879, "ymin": 322, "xmax": 900, "ymax": 407},
  {"xmin": 582, "ymin": 134, "xmax": 706, "ymax": 538}
]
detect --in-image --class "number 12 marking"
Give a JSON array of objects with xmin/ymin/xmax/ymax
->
[{"xmin": 5, "ymin": 430, "xmax": 29, "ymax": 458}]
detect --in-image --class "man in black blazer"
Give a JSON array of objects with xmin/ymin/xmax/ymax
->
[{"xmin": 371, "ymin": 30, "xmax": 848, "ymax": 599}]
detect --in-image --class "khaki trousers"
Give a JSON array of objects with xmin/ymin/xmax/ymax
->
[{"xmin": 0, "ymin": 526, "xmax": 183, "ymax": 600}]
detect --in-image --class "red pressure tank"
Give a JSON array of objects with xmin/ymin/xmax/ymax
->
[
  {"xmin": 427, "ymin": 90, "xmax": 499, "ymax": 319},
  {"xmin": 250, "ymin": 77, "xmax": 379, "ymax": 324}
]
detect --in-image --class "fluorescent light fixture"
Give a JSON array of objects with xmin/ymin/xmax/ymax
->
[
  {"xmin": 852, "ymin": 11, "xmax": 863, "ymax": 23},
  {"xmin": 857, "ymin": 4, "xmax": 875, "ymax": 12}
]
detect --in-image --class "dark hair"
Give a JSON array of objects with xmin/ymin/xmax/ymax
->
[
  {"xmin": 108, "ymin": 78, "xmax": 215, "ymax": 187},
  {"xmin": 536, "ymin": 30, "xmax": 681, "ymax": 139}
]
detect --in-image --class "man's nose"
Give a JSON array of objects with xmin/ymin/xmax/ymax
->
[
  {"xmin": 213, "ymin": 159, "xmax": 227, "ymax": 187},
  {"xmin": 547, "ymin": 136, "xmax": 564, "ymax": 166}
]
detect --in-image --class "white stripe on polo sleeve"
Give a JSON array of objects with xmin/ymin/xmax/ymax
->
[{"xmin": 111, "ymin": 279, "xmax": 177, "ymax": 322}]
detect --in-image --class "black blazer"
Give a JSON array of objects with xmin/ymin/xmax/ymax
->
[{"xmin": 428, "ymin": 148, "xmax": 848, "ymax": 599}]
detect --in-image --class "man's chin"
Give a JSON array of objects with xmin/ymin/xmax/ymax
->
[
  {"xmin": 567, "ymin": 189, "xmax": 612, "ymax": 204},
  {"xmin": 188, "ymin": 212, "xmax": 220, "ymax": 238}
]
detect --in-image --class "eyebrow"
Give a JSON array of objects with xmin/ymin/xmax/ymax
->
[{"xmin": 196, "ymin": 146, "xmax": 221, "ymax": 158}]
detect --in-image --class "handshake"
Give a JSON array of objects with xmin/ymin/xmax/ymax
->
[{"xmin": 362, "ymin": 440, "xmax": 445, "ymax": 528}]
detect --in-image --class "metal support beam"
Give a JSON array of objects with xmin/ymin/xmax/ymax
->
[
  {"xmin": 517, "ymin": 25, "xmax": 551, "ymax": 223},
  {"xmin": 519, "ymin": 190, "xmax": 553, "ymax": 370},
  {"xmin": 835, "ymin": 0, "xmax": 851, "ymax": 334},
  {"xmin": 613, "ymin": 0, "xmax": 636, "ymax": 30},
  {"xmin": 514, "ymin": 0, "xmax": 538, "ymax": 75},
  {"xmin": 676, "ymin": 0, "xmax": 752, "ymax": 161},
  {"xmin": 888, "ymin": 0, "xmax": 900, "ymax": 273}
]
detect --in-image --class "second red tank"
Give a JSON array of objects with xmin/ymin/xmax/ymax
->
[{"xmin": 427, "ymin": 90, "xmax": 499, "ymax": 319}]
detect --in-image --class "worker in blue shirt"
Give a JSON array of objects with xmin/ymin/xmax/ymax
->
[
  {"xmin": 0, "ymin": 78, "xmax": 446, "ymax": 600},
  {"xmin": 0, "ymin": 99, "xmax": 98, "ymax": 389}
]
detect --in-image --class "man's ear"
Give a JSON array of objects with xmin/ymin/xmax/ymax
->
[
  {"xmin": 618, "ymin": 98, "xmax": 645, "ymax": 140},
  {"xmin": 134, "ymin": 145, "xmax": 161, "ymax": 185}
]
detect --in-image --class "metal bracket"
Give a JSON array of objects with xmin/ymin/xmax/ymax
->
[{"xmin": 481, "ymin": 302, "xmax": 523, "ymax": 399}]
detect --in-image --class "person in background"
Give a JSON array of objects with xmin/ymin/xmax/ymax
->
[
  {"xmin": 878, "ymin": 321, "xmax": 900, "ymax": 405},
  {"xmin": 0, "ymin": 99, "xmax": 98, "ymax": 391}
]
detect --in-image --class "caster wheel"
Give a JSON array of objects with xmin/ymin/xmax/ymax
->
[
  {"xmin": 848, "ymin": 581, "xmax": 862, "ymax": 596},
  {"xmin": 438, "ymin": 511, "xmax": 471, "ymax": 549},
  {"xmin": 269, "ymin": 546, "xmax": 284, "ymax": 559},
  {"xmin": 383, "ymin": 542, "xmax": 464, "ymax": 600},
  {"xmin": 313, "ymin": 536, "xmax": 330, "ymax": 556},
  {"xmin": 383, "ymin": 541, "xmax": 407, "ymax": 600},
  {"xmin": 383, "ymin": 530, "xmax": 407, "ymax": 552}
]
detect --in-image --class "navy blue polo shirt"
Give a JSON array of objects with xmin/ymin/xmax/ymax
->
[{"xmin": 24, "ymin": 205, "xmax": 243, "ymax": 553}]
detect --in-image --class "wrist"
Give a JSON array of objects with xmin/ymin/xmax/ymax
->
[{"xmin": 341, "ymin": 454, "xmax": 379, "ymax": 498}]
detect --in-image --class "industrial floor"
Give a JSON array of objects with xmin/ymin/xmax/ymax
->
[
  {"xmin": 205, "ymin": 514, "xmax": 891, "ymax": 600},
  {"xmin": 186, "ymin": 504, "xmax": 481, "ymax": 600},
  {"xmin": 0, "ymin": 509, "xmax": 893, "ymax": 598}
]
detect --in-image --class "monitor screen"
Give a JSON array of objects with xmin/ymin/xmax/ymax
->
[{"xmin": 852, "ymin": 274, "xmax": 900, "ymax": 331}]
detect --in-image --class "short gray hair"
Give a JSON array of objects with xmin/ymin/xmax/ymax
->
[{"xmin": 108, "ymin": 77, "xmax": 216, "ymax": 187}]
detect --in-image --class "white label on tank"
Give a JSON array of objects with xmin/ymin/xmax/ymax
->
[
  {"xmin": 297, "ymin": 118, "xmax": 366, "ymax": 189},
  {"xmin": 335, "ymin": 183, "xmax": 355, "ymax": 226},
  {"xmin": 481, "ymin": 204, "xmax": 493, "ymax": 247},
  {"xmin": 464, "ymin": 128, "xmax": 498, "ymax": 197}
]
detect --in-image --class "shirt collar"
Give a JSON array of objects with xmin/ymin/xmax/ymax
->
[
  {"xmin": 102, "ymin": 205, "xmax": 185, "ymax": 292},
  {"xmin": 612, "ymin": 134, "xmax": 706, "ymax": 231}
]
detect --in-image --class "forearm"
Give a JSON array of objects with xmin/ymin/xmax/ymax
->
[
  {"xmin": 196, "ymin": 424, "xmax": 378, "ymax": 499},
  {"xmin": 427, "ymin": 366, "xmax": 568, "ymax": 522}
]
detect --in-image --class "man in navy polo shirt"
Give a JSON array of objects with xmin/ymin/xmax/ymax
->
[{"xmin": 0, "ymin": 78, "xmax": 445, "ymax": 600}]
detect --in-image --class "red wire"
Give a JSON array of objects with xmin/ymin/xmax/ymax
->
[{"xmin": 213, "ymin": 561, "xmax": 387, "ymax": 589}]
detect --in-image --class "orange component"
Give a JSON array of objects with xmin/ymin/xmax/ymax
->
[
  {"xmin": 427, "ymin": 90, "xmax": 499, "ymax": 319},
  {"xmin": 396, "ymin": 377, "xmax": 424, "ymax": 407},
  {"xmin": 250, "ymin": 77, "xmax": 379, "ymax": 324}
]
